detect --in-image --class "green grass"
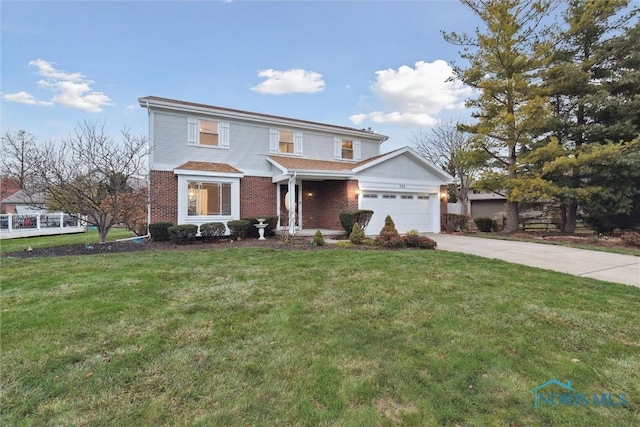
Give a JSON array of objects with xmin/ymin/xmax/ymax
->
[
  {"xmin": 0, "ymin": 228, "xmax": 136, "ymax": 255},
  {"xmin": 2, "ymin": 246, "xmax": 639, "ymax": 425}
]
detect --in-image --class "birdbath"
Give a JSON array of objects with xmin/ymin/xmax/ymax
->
[{"xmin": 255, "ymin": 218, "xmax": 268, "ymax": 240}]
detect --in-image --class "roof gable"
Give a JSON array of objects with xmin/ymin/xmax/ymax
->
[{"xmin": 353, "ymin": 147, "xmax": 455, "ymax": 182}]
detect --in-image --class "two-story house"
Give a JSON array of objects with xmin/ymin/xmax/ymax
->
[{"xmin": 139, "ymin": 96, "xmax": 454, "ymax": 235}]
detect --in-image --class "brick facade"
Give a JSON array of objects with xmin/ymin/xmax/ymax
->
[
  {"xmin": 149, "ymin": 170, "xmax": 178, "ymax": 224},
  {"xmin": 304, "ymin": 180, "xmax": 358, "ymax": 230},
  {"xmin": 240, "ymin": 176, "xmax": 277, "ymax": 218}
]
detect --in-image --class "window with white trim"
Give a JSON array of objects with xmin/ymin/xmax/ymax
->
[
  {"xmin": 279, "ymin": 130, "xmax": 294, "ymax": 153},
  {"xmin": 270, "ymin": 129, "xmax": 303, "ymax": 155},
  {"xmin": 401, "ymin": 195, "xmax": 414, "ymax": 200},
  {"xmin": 334, "ymin": 138, "xmax": 361, "ymax": 160},
  {"xmin": 187, "ymin": 181, "xmax": 232, "ymax": 216},
  {"xmin": 188, "ymin": 117, "xmax": 230, "ymax": 149},
  {"xmin": 382, "ymin": 194, "xmax": 396, "ymax": 199},
  {"xmin": 363, "ymin": 193, "xmax": 378, "ymax": 199},
  {"xmin": 417, "ymin": 195, "xmax": 429, "ymax": 200},
  {"xmin": 342, "ymin": 140, "xmax": 354, "ymax": 159},
  {"xmin": 199, "ymin": 120, "xmax": 219, "ymax": 146}
]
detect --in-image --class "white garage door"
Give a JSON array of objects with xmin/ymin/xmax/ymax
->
[{"xmin": 360, "ymin": 192, "xmax": 432, "ymax": 235}]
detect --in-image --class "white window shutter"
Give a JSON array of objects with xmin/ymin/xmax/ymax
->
[
  {"xmin": 187, "ymin": 117, "xmax": 197, "ymax": 144},
  {"xmin": 269, "ymin": 128, "xmax": 278, "ymax": 153},
  {"xmin": 354, "ymin": 140, "xmax": 361, "ymax": 161},
  {"xmin": 220, "ymin": 121, "xmax": 230, "ymax": 149},
  {"xmin": 334, "ymin": 137, "xmax": 341, "ymax": 159},
  {"xmin": 294, "ymin": 132, "xmax": 303, "ymax": 156}
]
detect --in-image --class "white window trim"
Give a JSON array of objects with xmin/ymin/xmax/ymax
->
[
  {"xmin": 176, "ymin": 174, "xmax": 240, "ymax": 226},
  {"xmin": 187, "ymin": 117, "xmax": 230, "ymax": 149},
  {"xmin": 270, "ymin": 128, "xmax": 303, "ymax": 155},
  {"xmin": 334, "ymin": 137, "xmax": 361, "ymax": 161}
]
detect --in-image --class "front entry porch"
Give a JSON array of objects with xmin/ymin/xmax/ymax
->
[{"xmin": 276, "ymin": 179, "xmax": 359, "ymax": 233}]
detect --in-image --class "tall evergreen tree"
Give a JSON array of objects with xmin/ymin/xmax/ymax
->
[
  {"xmin": 523, "ymin": 2, "xmax": 640, "ymax": 232},
  {"xmin": 444, "ymin": 0, "xmax": 556, "ymax": 232}
]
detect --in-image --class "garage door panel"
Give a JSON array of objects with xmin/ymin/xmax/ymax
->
[{"xmin": 360, "ymin": 192, "xmax": 432, "ymax": 234}]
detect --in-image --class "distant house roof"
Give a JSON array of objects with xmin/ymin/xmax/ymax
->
[{"xmin": 1, "ymin": 189, "xmax": 46, "ymax": 205}]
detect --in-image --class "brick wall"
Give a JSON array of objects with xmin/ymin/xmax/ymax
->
[
  {"xmin": 317, "ymin": 180, "xmax": 359, "ymax": 230},
  {"xmin": 149, "ymin": 170, "xmax": 178, "ymax": 224},
  {"xmin": 240, "ymin": 176, "xmax": 277, "ymax": 218}
]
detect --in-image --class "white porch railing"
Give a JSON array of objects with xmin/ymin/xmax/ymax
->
[{"xmin": 0, "ymin": 213, "xmax": 86, "ymax": 239}]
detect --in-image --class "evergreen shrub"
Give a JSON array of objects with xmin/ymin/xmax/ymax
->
[{"xmin": 149, "ymin": 222, "xmax": 174, "ymax": 242}]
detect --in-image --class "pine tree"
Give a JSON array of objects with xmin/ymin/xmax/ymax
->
[{"xmin": 444, "ymin": 0, "xmax": 556, "ymax": 232}]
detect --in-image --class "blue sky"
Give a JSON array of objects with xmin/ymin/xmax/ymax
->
[{"xmin": 2, "ymin": 0, "xmax": 484, "ymax": 152}]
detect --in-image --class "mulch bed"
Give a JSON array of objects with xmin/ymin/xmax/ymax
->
[{"xmin": 4, "ymin": 237, "xmax": 338, "ymax": 259}]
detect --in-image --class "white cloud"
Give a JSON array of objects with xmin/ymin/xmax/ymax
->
[
  {"xmin": 2, "ymin": 91, "xmax": 52, "ymax": 106},
  {"xmin": 2, "ymin": 59, "xmax": 113, "ymax": 112},
  {"xmin": 251, "ymin": 68, "xmax": 325, "ymax": 95},
  {"xmin": 350, "ymin": 60, "xmax": 473, "ymax": 127}
]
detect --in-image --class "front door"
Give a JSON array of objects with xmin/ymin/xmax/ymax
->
[{"xmin": 280, "ymin": 184, "xmax": 299, "ymax": 228}]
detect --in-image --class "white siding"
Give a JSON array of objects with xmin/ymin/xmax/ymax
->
[{"xmin": 151, "ymin": 111, "xmax": 382, "ymax": 173}]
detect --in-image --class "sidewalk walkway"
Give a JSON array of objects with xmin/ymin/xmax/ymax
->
[{"xmin": 428, "ymin": 234, "xmax": 640, "ymax": 288}]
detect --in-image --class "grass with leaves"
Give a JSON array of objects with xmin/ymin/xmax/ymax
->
[{"xmin": 2, "ymin": 244, "xmax": 639, "ymax": 425}]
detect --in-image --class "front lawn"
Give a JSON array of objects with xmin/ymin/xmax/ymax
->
[{"xmin": 2, "ymin": 248, "xmax": 639, "ymax": 425}]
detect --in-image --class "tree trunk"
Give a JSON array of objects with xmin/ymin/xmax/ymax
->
[
  {"xmin": 559, "ymin": 204, "xmax": 567, "ymax": 233},
  {"xmin": 564, "ymin": 203, "xmax": 578, "ymax": 234},
  {"xmin": 98, "ymin": 227, "xmax": 109, "ymax": 244},
  {"xmin": 504, "ymin": 201, "xmax": 519, "ymax": 233}
]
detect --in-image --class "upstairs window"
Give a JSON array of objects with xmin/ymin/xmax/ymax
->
[
  {"xmin": 188, "ymin": 118, "xmax": 230, "ymax": 149},
  {"xmin": 279, "ymin": 130, "xmax": 294, "ymax": 153},
  {"xmin": 334, "ymin": 138, "xmax": 361, "ymax": 160},
  {"xmin": 199, "ymin": 120, "xmax": 219, "ymax": 146},
  {"xmin": 341, "ymin": 140, "xmax": 354, "ymax": 159},
  {"xmin": 187, "ymin": 181, "xmax": 231, "ymax": 216},
  {"xmin": 270, "ymin": 129, "xmax": 303, "ymax": 155}
]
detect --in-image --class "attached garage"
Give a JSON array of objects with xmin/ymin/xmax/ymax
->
[{"xmin": 359, "ymin": 192, "xmax": 435, "ymax": 234}]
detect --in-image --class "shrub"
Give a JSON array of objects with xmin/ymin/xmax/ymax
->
[
  {"xmin": 243, "ymin": 216, "xmax": 278, "ymax": 238},
  {"xmin": 339, "ymin": 210, "xmax": 374, "ymax": 234},
  {"xmin": 377, "ymin": 215, "xmax": 404, "ymax": 248},
  {"xmin": 227, "ymin": 220, "xmax": 250, "ymax": 239},
  {"xmin": 403, "ymin": 230, "xmax": 437, "ymax": 249},
  {"xmin": 167, "ymin": 224, "xmax": 198, "ymax": 245},
  {"xmin": 621, "ymin": 231, "xmax": 640, "ymax": 247},
  {"xmin": 312, "ymin": 230, "xmax": 325, "ymax": 246},
  {"xmin": 441, "ymin": 214, "xmax": 467, "ymax": 232},
  {"xmin": 199, "ymin": 222, "xmax": 226, "ymax": 242},
  {"xmin": 474, "ymin": 217, "xmax": 493, "ymax": 232},
  {"xmin": 350, "ymin": 223, "xmax": 365, "ymax": 244},
  {"xmin": 149, "ymin": 222, "xmax": 173, "ymax": 242}
]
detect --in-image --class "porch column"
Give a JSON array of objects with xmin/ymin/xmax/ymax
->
[{"xmin": 288, "ymin": 173, "xmax": 296, "ymax": 236}]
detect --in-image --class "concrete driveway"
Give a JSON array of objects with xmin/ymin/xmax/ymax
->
[{"xmin": 429, "ymin": 234, "xmax": 640, "ymax": 288}]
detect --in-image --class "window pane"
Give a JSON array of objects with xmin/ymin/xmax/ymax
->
[
  {"xmin": 202, "ymin": 183, "xmax": 221, "ymax": 215},
  {"xmin": 187, "ymin": 181, "xmax": 232, "ymax": 216},
  {"xmin": 221, "ymin": 183, "xmax": 231, "ymax": 215},
  {"xmin": 342, "ymin": 140, "xmax": 353, "ymax": 159},
  {"xmin": 279, "ymin": 130, "xmax": 294, "ymax": 153},
  {"xmin": 188, "ymin": 182, "xmax": 198, "ymax": 215},
  {"xmin": 200, "ymin": 120, "xmax": 219, "ymax": 146}
]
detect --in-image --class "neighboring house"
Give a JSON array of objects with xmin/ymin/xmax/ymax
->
[
  {"xmin": 0, "ymin": 190, "xmax": 47, "ymax": 214},
  {"xmin": 139, "ymin": 96, "xmax": 454, "ymax": 234},
  {"xmin": 468, "ymin": 191, "xmax": 507, "ymax": 219}
]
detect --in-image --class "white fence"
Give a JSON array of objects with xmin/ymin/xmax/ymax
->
[
  {"xmin": 0, "ymin": 213, "xmax": 86, "ymax": 239},
  {"xmin": 447, "ymin": 203, "xmax": 464, "ymax": 215}
]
